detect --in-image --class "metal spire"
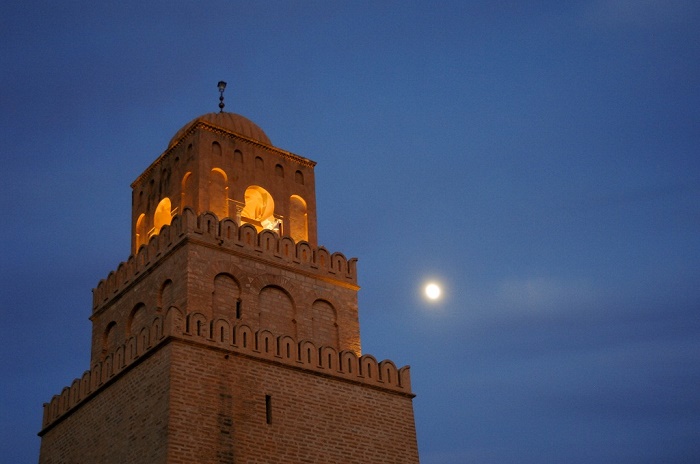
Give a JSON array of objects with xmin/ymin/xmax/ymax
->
[{"xmin": 217, "ymin": 81, "xmax": 227, "ymax": 112}]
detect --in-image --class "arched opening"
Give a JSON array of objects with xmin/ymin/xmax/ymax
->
[
  {"xmin": 241, "ymin": 186, "xmax": 278, "ymax": 232},
  {"xmin": 181, "ymin": 172, "xmax": 193, "ymax": 212},
  {"xmin": 312, "ymin": 299, "xmax": 338, "ymax": 348},
  {"xmin": 289, "ymin": 195, "xmax": 308, "ymax": 242},
  {"xmin": 127, "ymin": 303, "xmax": 148, "ymax": 336},
  {"xmin": 153, "ymin": 198, "xmax": 172, "ymax": 236},
  {"xmin": 212, "ymin": 273, "xmax": 241, "ymax": 321},
  {"xmin": 212, "ymin": 141, "xmax": 222, "ymax": 156},
  {"xmin": 209, "ymin": 168, "xmax": 228, "ymax": 219},
  {"xmin": 258, "ymin": 285, "xmax": 295, "ymax": 337},
  {"xmin": 135, "ymin": 213, "xmax": 147, "ymax": 250},
  {"xmin": 103, "ymin": 321, "xmax": 118, "ymax": 355},
  {"xmin": 160, "ymin": 279, "xmax": 174, "ymax": 312}
]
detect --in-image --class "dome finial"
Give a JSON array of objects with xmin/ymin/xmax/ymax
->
[{"xmin": 217, "ymin": 81, "xmax": 227, "ymax": 113}]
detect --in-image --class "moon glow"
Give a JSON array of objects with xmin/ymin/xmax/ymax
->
[{"xmin": 425, "ymin": 283, "xmax": 441, "ymax": 300}]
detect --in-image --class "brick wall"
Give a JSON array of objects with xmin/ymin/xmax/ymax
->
[
  {"xmin": 41, "ymin": 335, "xmax": 419, "ymax": 464},
  {"xmin": 39, "ymin": 346, "xmax": 172, "ymax": 464},
  {"xmin": 168, "ymin": 339, "xmax": 419, "ymax": 464},
  {"xmin": 90, "ymin": 213, "xmax": 361, "ymax": 367}
]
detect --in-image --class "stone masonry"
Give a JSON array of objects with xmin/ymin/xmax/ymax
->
[{"xmin": 38, "ymin": 110, "xmax": 419, "ymax": 463}]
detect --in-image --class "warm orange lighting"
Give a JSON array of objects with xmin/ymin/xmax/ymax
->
[
  {"xmin": 289, "ymin": 195, "xmax": 308, "ymax": 242},
  {"xmin": 135, "ymin": 213, "xmax": 147, "ymax": 249},
  {"xmin": 209, "ymin": 168, "xmax": 228, "ymax": 219},
  {"xmin": 153, "ymin": 198, "xmax": 172, "ymax": 235},
  {"xmin": 241, "ymin": 186, "xmax": 277, "ymax": 232}
]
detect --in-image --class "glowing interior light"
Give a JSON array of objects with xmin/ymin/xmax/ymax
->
[{"xmin": 425, "ymin": 283, "xmax": 441, "ymax": 300}]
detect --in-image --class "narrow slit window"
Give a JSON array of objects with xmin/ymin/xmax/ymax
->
[
  {"xmin": 236, "ymin": 299, "xmax": 242, "ymax": 319},
  {"xmin": 265, "ymin": 395, "xmax": 272, "ymax": 424}
]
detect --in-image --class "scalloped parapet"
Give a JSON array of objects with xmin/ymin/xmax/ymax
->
[
  {"xmin": 92, "ymin": 208, "xmax": 358, "ymax": 311},
  {"xmin": 40, "ymin": 309, "xmax": 412, "ymax": 434}
]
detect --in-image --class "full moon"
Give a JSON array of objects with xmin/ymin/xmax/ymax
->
[{"xmin": 425, "ymin": 283, "xmax": 441, "ymax": 300}]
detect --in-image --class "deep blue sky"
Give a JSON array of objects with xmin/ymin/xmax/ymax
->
[{"xmin": 2, "ymin": 1, "xmax": 699, "ymax": 463}]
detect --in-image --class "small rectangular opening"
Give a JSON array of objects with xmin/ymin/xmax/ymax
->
[
  {"xmin": 235, "ymin": 300, "xmax": 242, "ymax": 319},
  {"xmin": 265, "ymin": 395, "xmax": 272, "ymax": 424}
]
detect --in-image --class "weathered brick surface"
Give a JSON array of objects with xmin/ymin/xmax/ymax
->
[
  {"xmin": 167, "ymin": 339, "xmax": 419, "ymax": 464},
  {"xmin": 39, "ymin": 346, "xmax": 171, "ymax": 464},
  {"xmin": 40, "ymin": 330, "xmax": 418, "ymax": 464}
]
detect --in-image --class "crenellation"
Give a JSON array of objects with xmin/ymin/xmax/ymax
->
[
  {"xmin": 341, "ymin": 350, "xmax": 360, "ymax": 375},
  {"xmin": 259, "ymin": 229, "xmax": 278, "ymax": 254},
  {"xmin": 41, "ymin": 309, "xmax": 412, "ymax": 434},
  {"xmin": 59, "ymin": 388, "xmax": 70, "ymax": 417},
  {"xmin": 164, "ymin": 306, "xmax": 185, "ymax": 332},
  {"xmin": 91, "ymin": 363, "xmax": 102, "ymax": 391},
  {"xmin": 315, "ymin": 246, "xmax": 330, "ymax": 270},
  {"xmin": 238, "ymin": 222, "xmax": 257, "ymax": 247},
  {"xmin": 234, "ymin": 323, "xmax": 254, "ymax": 350},
  {"xmin": 256, "ymin": 329, "xmax": 276, "ymax": 359},
  {"xmin": 196, "ymin": 211, "xmax": 219, "ymax": 237},
  {"xmin": 124, "ymin": 337, "xmax": 137, "ymax": 364},
  {"xmin": 113, "ymin": 346, "xmax": 124, "ymax": 373},
  {"xmin": 361, "ymin": 354, "xmax": 379, "ymax": 381},
  {"xmin": 80, "ymin": 371, "xmax": 90, "ymax": 401},
  {"xmin": 211, "ymin": 317, "xmax": 232, "ymax": 344},
  {"xmin": 320, "ymin": 345, "xmax": 340, "ymax": 372},
  {"xmin": 278, "ymin": 335, "xmax": 298, "ymax": 363},
  {"xmin": 93, "ymin": 210, "xmax": 358, "ymax": 312},
  {"xmin": 70, "ymin": 379, "xmax": 81, "ymax": 405},
  {"xmin": 115, "ymin": 262, "xmax": 128, "ymax": 290},
  {"xmin": 186, "ymin": 312, "xmax": 209, "ymax": 338},
  {"xmin": 220, "ymin": 217, "xmax": 237, "ymax": 242},
  {"xmin": 297, "ymin": 241, "xmax": 313, "ymax": 264}
]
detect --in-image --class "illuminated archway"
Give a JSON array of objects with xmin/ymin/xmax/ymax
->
[
  {"xmin": 153, "ymin": 198, "xmax": 172, "ymax": 235},
  {"xmin": 209, "ymin": 168, "xmax": 228, "ymax": 219},
  {"xmin": 289, "ymin": 195, "xmax": 308, "ymax": 242},
  {"xmin": 241, "ymin": 186, "xmax": 277, "ymax": 231},
  {"xmin": 181, "ymin": 172, "xmax": 193, "ymax": 212},
  {"xmin": 135, "ymin": 213, "xmax": 147, "ymax": 250}
]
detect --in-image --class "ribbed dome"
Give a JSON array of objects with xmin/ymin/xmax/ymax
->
[{"xmin": 168, "ymin": 112, "xmax": 272, "ymax": 147}]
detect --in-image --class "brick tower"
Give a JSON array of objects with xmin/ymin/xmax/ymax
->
[{"xmin": 38, "ymin": 99, "xmax": 419, "ymax": 463}]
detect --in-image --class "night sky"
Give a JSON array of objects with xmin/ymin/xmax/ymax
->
[{"xmin": 2, "ymin": 2, "xmax": 700, "ymax": 463}]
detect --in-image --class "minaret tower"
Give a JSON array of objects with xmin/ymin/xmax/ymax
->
[{"xmin": 39, "ymin": 85, "xmax": 419, "ymax": 464}]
